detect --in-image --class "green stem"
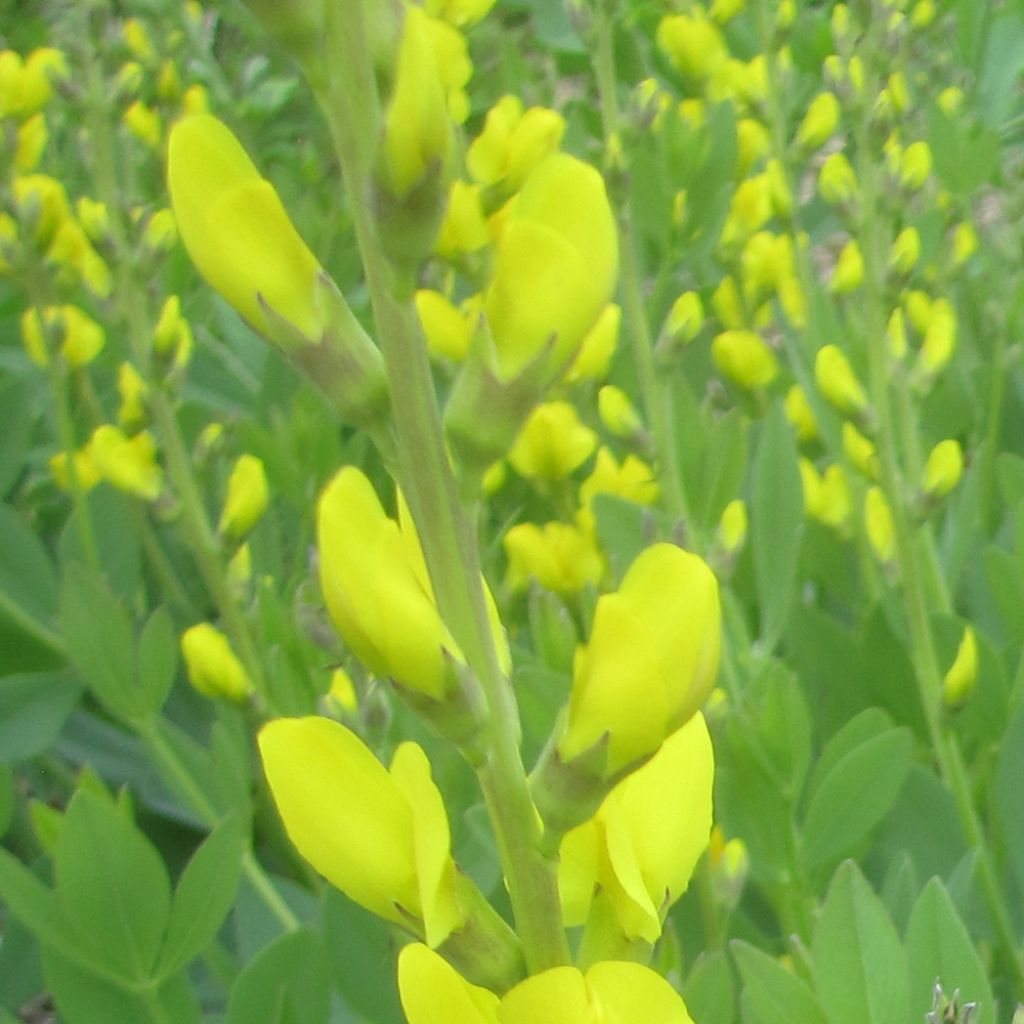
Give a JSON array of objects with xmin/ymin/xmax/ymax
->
[{"xmin": 315, "ymin": 6, "xmax": 569, "ymax": 973}]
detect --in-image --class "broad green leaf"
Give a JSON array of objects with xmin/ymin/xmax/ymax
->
[
  {"xmin": 0, "ymin": 914, "xmax": 43, "ymax": 1013},
  {"xmin": 0, "ymin": 502, "xmax": 60, "ymax": 649},
  {"xmin": 684, "ymin": 951, "xmax": 736, "ymax": 1024},
  {"xmin": 136, "ymin": 606, "xmax": 177, "ymax": 718},
  {"xmin": 732, "ymin": 940, "xmax": 827, "ymax": 1024},
  {"xmin": 55, "ymin": 790, "xmax": 172, "ymax": 982},
  {"xmin": 995, "ymin": 699, "xmax": 1024, "ymax": 895},
  {"xmin": 226, "ymin": 927, "xmax": 330, "ymax": 1024},
  {"xmin": 0, "ymin": 376, "xmax": 35, "ymax": 499},
  {"xmin": 0, "ymin": 671, "xmax": 83, "ymax": 761},
  {"xmin": 751, "ymin": 405, "xmax": 803, "ymax": 652},
  {"xmin": 59, "ymin": 565, "xmax": 140, "ymax": 721},
  {"xmin": 812, "ymin": 861, "xmax": 910, "ymax": 1024},
  {"xmin": 750, "ymin": 660, "xmax": 812, "ymax": 800},
  {"xmin": 801, "ymin": 728, "xmax": 912, "ymax": 866},
  {"xmin": 805, "ymin": 708, "xmax": 892, "ymax": 800},
  {"xmin": 158, "ymin": 813, "xmax": 246, "ymax": 978},
  {"xmin": 905, "ymin": 879, "xmax": 994, "ymax": 1024}
]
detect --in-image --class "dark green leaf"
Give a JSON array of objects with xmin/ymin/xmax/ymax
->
[
  {"xmin": 995, "ymin": 699, "xmax": 1024, "ymax": 896},
  {"xmin": 732, "ymin": 940, "xmax": 827, "ymax": 1024},
  {"xmin": 0, "ymin": 502, "xmax": 60, "ymax": 648},
  {"xmin": 136, "ymin": 607, "xmax": 177, "ymax": 718},
  {"xmin": 0, "ymin": 671, "xmax": 82, "ymax": 760}
]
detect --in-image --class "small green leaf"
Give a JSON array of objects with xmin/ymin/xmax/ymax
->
[
  {"xmin": 995, "ymin": 699, "xmax": 1024, "ymax": 896},
  {"xmin": 732, "ymin": 940, "xmax": 827, "ymax": 1024},
  {"xmin": 905, "ymin": 879, "xmax": 994, "ymax": 1024},
  {"xmin": 55, "ymin": 790, "xmax": 172, "ymax": 982},
  {"xmin": 684, "ymin": 951, "xmax": 736, "ymax": 1024},
  {"xmin": 0, "ymin": 502, "xmax": 59, "ymax": 646},
  {"xmin": 801, "ymin": 728, "xmax": 912, "ymax": 866},
  {"xmin": 158, "ymin": 813, "xmax": 246, "ymax": 978},
  {"xmin": 0, "ymin": 671, "xmax": 83, "ymax": 760},
  {"xmin": 812, "ymin": 861, "xmax": 910, "ymax": 1024},
  {"xmin": 751, "ymin": 405, "xmax": 804, "ymax": 652},
  {"xmin": 136, "ymin": 606, "xmax": 177, "ymax": 718}
]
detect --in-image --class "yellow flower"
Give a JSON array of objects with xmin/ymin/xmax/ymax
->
[
  {"xmin": 914, "ymin": 298, "xmax": 956, "ymax": 382},
  {"xmin": 260, "ymin": 717, "xmax": 462, "ymax": 946},
  {"xmin": 504, "ymin": 522, "xmax": 604, "ymax": 595},
  {"xmin": 796, "ymin": 92, "xmax": 840, "ymax": 151},
  {"xmin": 327, "ymin": 666, "xmax": 358, "ymax": 714},
  {"xmin": 467, "ymin": 95, "xmax": 565, "ymax": 192},
  {"xmin": 124, "ymin": 100, "xmax": 162, "ymax": 147},
  {"xmin": 597, "ymin": 386, "xmax": 644, "ymax": 440},
  {"xmin": 865, "ymin": 486, "xmax": 895, "ymax": 563},
  {"xmin": 942, "ymin": 625, "xmax": 977, "ymax": 709},
  {"xmin": 889, "ymin": 226, "xmax": 920, "ymax": 274},
  {"xmin": 425, "ymin": 0, "xmax": 495, "ymax": 27},
  {"xmin": 784, "ymin": 384, "xmax": 819, "ymax": 444},
  {"xmin": 717, "ymin": 498, "xmax": 748, "ymax": 554},
  {"xmin": 922, "ymin": 439, "xmax": 964, "ymax": 500},
  {"xmin": 180, "ymin": 623, "xmax": 253, "ymax": 703},
  {"xmin": 842, "ymin": 421, "xmax": 879, "ymax": 480},
  {"xmin": 830, "ymin": 239, "xmax": 864, "ymax": 293},
  {"xmin": 218, "ymin": 453, "xmax": 270, "ymax": 540},
  {"xmin": 399, "ymin": 943, "xmax": 695, "ymax": 1024},
  {"xmin": 561, "ymin": 543, "xmax": 720, "ymax": 773},
  {"xmin": 560, "ymin": 714, "xmax": 714, "ymax": 942},
  {"xmin": 657, "ymin": 12, "xmax": 728, "ymax": 83},
  {"xmin": 168, "ymin": 114, "xmax": 325, "ymax": 341},
  {"xmin": 15, "ymin": 112, "xmax": 47, "ymax": 171},
  {"xmin": 21, "ymin": 305, "xmax": 105, "ymax": 368},
  {"xmin": 577, "ymin": 448, "xmax": 659, "ymax": 533},
  {"xmin": 49, "ymin": 449, "xmax": 99, "ymax": 493},
  {"xmin": 508, "ymin": 401, "xmax": 597, "ymax": 481},
  {"xmin": 415, "ymin": 289, "xmax": 475, "ymax": 362},
  {"xmin": 711, "ymin": 330, "xmax": 778, "ymax": 390},
  {"xmin": 86, "ymin": 425, "xmax": 163, "ymax": 501},
  {"xmin": 899, "ymin": 141, "xmax": 932, "ymax": 190},
  {"xmin": 117, "ymin": 362, "xmax": 148, "ymax": 432},
  {"xmin": 663, "ymin": 291, "xmax": 704, "ymax": 345},
  {"xmin": 565, "ymin": 303, "xmax": 621, "ymax": 382},
  {"xmin": 814, "ymin": 344, "xmax": 868, "ymax": 418},
  {"xmin": 484, "ymin": 153, "xmax": 617, "ymax": 379},
  {"xmin": 435, "ymin": 180, "xmax": 490, "ymax": 258},
  {"xmin": 818, "ymin": 151, "xmax": 857, "ymax": 204}
]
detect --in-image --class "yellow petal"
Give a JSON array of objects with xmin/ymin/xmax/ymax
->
[
  {"xmin": 499, "ymin": 966, "xmax": 590, "ymax": 1024},
  {"xmin": 398, "ymin": 944, "xmax": 499, "ymax": 1024},
  {"xmin": 585, "ymin": 961, "xmax": 694, "ymax": 1024}
]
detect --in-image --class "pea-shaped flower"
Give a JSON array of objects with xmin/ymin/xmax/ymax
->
[
  {"xmin": 167, "ymin": 114, "xmax": 324, "ymax": 341},
  {"xmin": 260, "ymin": 716, "xmax": 462, "ymax": 946},
  {"xmin": 560, "ymin": 543, "xmax": 720, "ymax": 773},
  {"xmin": 399, "ymin": 943, "xmax": 694, "ymax": 1024}
]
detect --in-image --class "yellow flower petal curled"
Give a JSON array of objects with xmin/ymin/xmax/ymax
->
[
  {"xmin": 218, "ymin": 453, "xmax": 270, "ymax": 540},
  {"xmin": 942, "ymin": 625, "xmax": 977, "ymax": 710},
  {"xmin": 814, "ymin": 344, "xmax": 868, "ymax": 418},
  {"xmin": 508, "ymin": 401, "xmax": 596, "ymax": 481},
  {"xmin": 259, "ymin": 717, "xmax": 462, "ymax": 944},
  {"xmin": 180, "ymin": 623, "xmax": 252, "ymax": 703},
  {"xmin": 503, "ymin": 521, "xmax": 604, "ymax": 595},
  {"xmin": 167, "ymin": 114, "xmax": 324, "ymax": 340},
  {"xmin": 922, "ymin": 439, "xmax": 964, "ymax": 500},
  {"xmin": 86, "ymin": 425, "xmax": 163, "ymax": 501},
  {"xmin": 561, "ymin": 543, "xmax": 720, "ymax": 773},
  {"xmin": 485, "ymin": 153, "xmax": 617, "ymax": 379},
  {"xmin": 560, "ymin": 713, "xmax": 714, "ymax": 942},
  {"xmin": 399, "ymin": 943, "xmax": 499, "ymax": 1024},
  {"xmin": 711, "ymin": 329, "xmax": 778, "ymax": 390}
]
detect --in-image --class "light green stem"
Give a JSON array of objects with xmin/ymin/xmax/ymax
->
[{"xmin": 313, "ymin": 5, "xmax": 568, "ymax": 973}]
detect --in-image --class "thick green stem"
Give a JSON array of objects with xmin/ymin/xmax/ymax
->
[{"xmin": 314, "ymin": 6, "xmax": 568, "ymax": 972}]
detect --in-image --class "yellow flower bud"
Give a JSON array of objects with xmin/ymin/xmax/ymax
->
[
  {"xmin": 888, "ymin": 307, "xmax": 908, "ymax": 361},
  {"xmin": 657, "ymin": 12, "xmax": 728, "ymax": 83},
  {"xmin": 15, "ymin": 112, "xmax": 47, "ymax": 172},
  {"xmin": 712, "ymin": 329, "xmax": 778, "ymax": 390},
  {"xmin": 181, "ymin": 623, "xmax": 252, "ymax": 703},
  {"xmin": 21, "ymin": 305, "xmax": 106, "ymax": 368},
  {"xmin": 911, "ymin": 0, "xmax": 936, "ymax": 27},
  {"xmin": 504, "ymin": 521, "xmax": 604, "ymax": 594},
  {"xmin": 664, "ymin": 290, "xmax": 705, "ymax": 345},
  {"xmin": 719, "ymin": 174, "xmax": 773, "ymax": 248},
  {"xmin": 565, "ymin": 303, "xmax": 621, "ymax": 382},
  {"xmin": 415, "ymin": 289, "xmax": 474, "ymax": 362},
  {"xmin": 124, "ymin": 100, "xmax": 162, "ymax": 148},
  {"xmin": 904, "ymin": 289, "xmax": 933, "ymax": 334},
  {"xmin": 577, "ymin": 448, "xmax": 659, "ymax": 534},
  {"xmin": 717, "ymin": 499, "xmax": 748, "ymax": 554},
  {"xmin": 227, "ymin": 542, "xmax": 252, "ymax": 589},
  {"xmin": 953, "ymin": 222, "xmax": 977, "ymax": 265},
  {"xmin": 830, "ymin": 239, "xmax": 864, "ymax": 294},
  {"xmin": 181, "ymin": 83, "xmax": 210, "ymax": 115},
  {"xmin": 899, "ymin": 140, "xmax": 932, "ymax": 190},
  {"xmin": 143, "ymin": 208, "xmax": 177, "ymax": 252},
  {"xmin": 435, "ymin": 179, "xmax": 489, "ymax": 259},
  {"xmin": 597, "ymin": 385, "xmax": 644, "ymax": 440},
  {"xmin": 219, "ymin": 453, "xmax": 270, "ymax": 540},
  {"xmin": 467, "ymin": 97, "xmax": 566, "ymax": 193},
  {"xmin": 796, "ymin": 92, "xmax": 840, "ymax": 151},
  {"xmin": 20, "ymin": 49, "xmax": 67, "ymax": 115},
  {"xmin": 327, "ymin": 666, "xmax": 359, "ymax": 714},
  {"xmin": 784, "ymin": 384, "xmax": 819, "ymax": 444},
  {"xmin": 86, "ymin": 425, "xmax": 163, "ymax": 501},
  {"xmin": 815, "ymin": 344, "xmax": 868, "ymax": 417},
  {"xmin": 709, "ymin": 0, "xmax": 745, "ymax": 24},
  {"xmin": 508, "ymin": 401, "xmax": 596, "ymax": 481},
  {"xmin": 737, "ymin": 118, "xmax": 770, "ymax": 176},
  {"xmin": 559, "ymin": 714, "xmax": 714, "ymax": 942},
  {"xmin": 399, "ymin": 943, "xmax": 694, "ymax": 1024},
  {"xmin": 938, "ymin": 87, "xmax": 963, "ymax": 115},
  {"xmin": 13, "ymin": 173, "xmax": 69, "ymax": 248},
  {"xmin": 922, "ymin": 439, "xmax": 964, "ymax": 500},
  {"xmin": 804, "ymin": 461, "xmax": 852, "ymax": 531},
  {"xmin": 260, "ymin": 718, "xmax": 463, "ymax": 946},
  {"xmin": 168, "ymin": 115, "xmax": 325, "ymax": 341},
  {"xmin": 889, "ymin": 226, "xmax": 920, "ymax": 274},
  {"xmin": 818, "ymin": 151, "xmax": 858, "ymax": 205},
  {"xmin": 561, "ymin": 543, "xmax": 720, "ymax": 773},
  {"xmin": 425, "ymin": 0, "xmax": 495, "ymax": 26},
  {"xmin": 157, "ymin": 59, "xmax": 182, "ymax": 102},
  {"xmin": 886, "ymin": 72, "xmax": 910, "ymax": 112},
  {"xmin": 49, "ymin": 448, "xmax": 100, "ymax": 494},
  {"xmin": 122, "ymin": 18, "xmax": 154, "ymax": 60},
  {"xmin": 484, "ymin": 153, "xmax": 617, "ymax": 378},
  {"xmin": 117, "ymin": 362, "xmax": 148, "ymax": 432},
  {"xmin": 865, "ymin": 486, "xmax": 895, "ymax": 563},
  {"xmin": 942, "ymin": 625, "xmax": 977, "ymax": 710},
  {"xmin": 711, "ymin": 276, "xmax": 745, "ymax": 330},
  {"xmin": 842, "ymin": 421, "xmax": 879, "ymax": 480},
  {"xmin": 76, "ymin": 197, "xmax": 110, "ymax": 245},
  {"xmin": 914, "ymin": 298, "xmax": 956, "ymax": 382},
  {"xmin": 832, "ymin": 4, "xmax": 851, "ymax": 39}
]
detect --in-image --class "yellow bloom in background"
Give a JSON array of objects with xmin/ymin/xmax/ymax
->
[
  {"xmin": 565, "ymin": 303, "xmax": 621, "ymax": 382},
  {"xmin": 830, "ymin": 239, "xmax": 864, "ymax": 293},
  {"xmin": 180, "ymin": 622, "xmax": 253, "ymax": 703},
  {"xmin": 508, "ymin": 401, "xmax": 597, "ymax": 481},
  {"xmin": 814, "ymin": 344, "xmax": 868, "ymax": 418},
  {"xmin": 816, "ymin": 464, "xmax": 853, "ymax": 531},
  {"xmin": 122, "ymin": 17, "xmax": 154, "ymax": 60},
  {"xmin": 116, "ymin": 362, "xmax": 148, "ymax": 432},
  {"xmin": 899, "ymin": 140, "xmax": 932, "ymax": 190},
  {"xmin": 20, "ymin": 305, "xmax": 105, "ymax": 368},
  {"xmin": 260, "ymin": 717, "xmax": 463, "ymax": 946},
  {"xmin": 953, "ymin": 221, "xmax": 977, "ymax": 265},
  {"xmin": 663, "ymin": 290, "xmax": 705, "ymax": 346},
  {"xmin": 76, "ymin": 197, "xmax": 110, "ymax": 244},
  {"xmin": 914, "ymin": 297, "xmax": 956, "ymax": 382},
  {"xmin": 796, "ymin": 92, "xmax": 840, "ymax": 151},
  {"xmin": 504, "ymin": 521, "xmax": 604, "ymax": 595},
  {"xmin": 15, "ymin": 112, "xmax": 47, "ymax": 172},
  {"xmin": 399, "ymin": 943, "xmax": 695, "ymax": 1024},
  {"xmin": 143, "ymin": 208, "xmax": 178, "ymax": 253},
  {"xmin": 711, "ymin": 276, "xmax": 745, "ymax": 329},
  {"xmin": 818, "ymin": 151, "xmax": 857, "ymax": 204},
  {"xmin": 49, "ymin": 448, "xmax": 100, "ymax": 493},
  {"xmin": 425, "ymin": 0, "xmax": 496, "ymax": 27},
  {"xmin": 86, "ymin": 425, "xmax": 163, "ymax": 501},
  {"xmin": 922, "ymin": 439, "xmax": 964, "ymax": 500},
  {"xmin": 124, "ymin": 99, "xmax": 162, "ymax": 148},
  {"xmin": 484, "ymin": 153, "xmax": 617, "ymax": 379},
  {"xmin": 657, "ymin": 12, "xmax": 727, "ymax": 84},
  {"xmin": 887, "ymin": 307, "xmax": 908, "ymax": 360},
  {"xmin": 865, "ymin": 486, "xmax": 895, "ymax": 563},
  {"xmin": 784, "ymin": 384, "xmax": 819, "ymax": 444},
  {"xmin": 577, "ymin": 448, "xmax": 659, "ymax": 533},
  {"xmin": 711, "ymin": 330, "xmax": 778, "ymax": 390},
  {"xmin": 415, "ymin": 289, "xmax": 475, "ymax": 362},
  {"xmin": 889, "ymin": 226, "xmax": 920, "ymax": 274},
  {"xmin": 218, "ymin": 453, "xmax": 270, "ymax": 540},
  {"xmin": 842, "ymin": 421, "xmax": 879, "ymax": 480},
  {"xmin": 327, "ymin": 666, "xmax": 359, "ymax": 714},
  {"xmin": 13, "ymin": 173, "xmax": 69, "ymax": 248},
  {"xmin": 435, "ymin": 179, "xmax": 490, "ymax": 259},
  {"xmin": 168, "ymin": 114, "xmax": 325, "ymax": 340},
  {"xmin": 561, "ymin": 543, "xmax": 720, "ymax": 773},
  {"xmin": 467, "ymin": 95, "xmax": 565, "ymax": 193},
  {"xmin": 560, "ymin": 713, "xmax": 714, "ymax": 942},
  {"xmin": 597, "ymin": 386, "xmax": 644, "ymax": 440},
  {"xmin": 717, "ymin": 498, "xmax": 748, "ymax": 554},
  {"xmin": 942, "ymin": 625, "xmax": 977, "ymax": 710}
]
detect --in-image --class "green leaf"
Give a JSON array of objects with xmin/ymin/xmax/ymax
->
[
  {"xmin": 0, "ymin": 376, "xmax": 36, "ymax": 499},
  {"xmin": 805, "ymin": 709, "xmax": 892, "ymax": 801},
  {"xmin": 158, "ymin": 813, "xmax": 246, "ymax": 978},
  {"xmin": 995, "ymin": 699, "xmax": 1024, "ymax": 896},
  {"xmin": 750, "ymin": 660, "xmax": 812, "ymax": 800},
  {"xmin": 732, "ymin": 940, "xmax": 827, "ymax": 1024},
  {"xmin": 226, "ymin": 928, "xmax": 330, "ymax": 1024},
  {"xmin": 801, "ymin": 727, "xmax": 912, "ymax": 867},
  {"xmin": 592, "ymin": 493, "xmax": 654, "ymax": 582},
  {"xmin": 136, "ymin": 606, "xmax": 177, "ymax": 718},
  {"xmin": 905, "ymin": 879, "xmax": 994, "ymax": 1024},
  {"xmin": 812, "ymin": 861, "xmax": 910, "ymax": 1024},
  {"xmin": 55, "ymin": 790, "xmax": 172, "ymax": 982},
  {"xmin": 0, "ymin": 501, "xmax": 60, "ymax": 649},
  {"xmin": 59, "ymin": 565, "xmax": 140, "ymax": 721},
  {"xmin": 684, "ymin": 951, "xmax": 736, "ymax": 1024},
  {"xmin": 0, "ymin": 671, "xmax": 83, "ymax": 760},
  {"xmin": 751, "ymin": 405, "xmax": 803, "ymax": 652},
  {"xmin": 0, "ymin": 765, "xmax": 12, "ymax": 838}
]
